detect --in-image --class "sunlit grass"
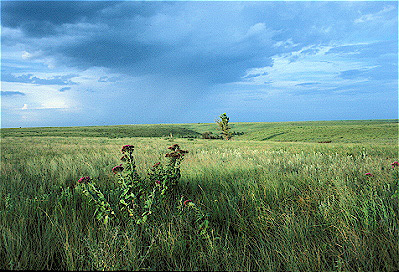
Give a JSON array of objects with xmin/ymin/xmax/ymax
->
[{"xmin": 1, "ymin": 135, "xmax": 398, "ymax": 270}]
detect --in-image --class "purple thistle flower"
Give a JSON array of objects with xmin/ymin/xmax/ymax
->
[
  {"xmin": 168, "ymin": 144, "xmax": 180, "ymax": 151},
  {"xmin": 365, "ymin": 173, "xmax": 373, "ymax": 177},
  {"xmin": 391, "ymin": 161, "xmax": 399, "ymax": 168},
  {"xmin": 155, "ymin": 180, "xmax": 161, "ymax": 185},
  {"xmin": 121, "ymin": 145, "xmax": 134, "ymax": 153},
  {"xmin": 78, "ymin": 176, "xmax": 91, "ymax": 184},
  {"xmin": 112, "ymin": 164, "xmax": 124, "ymax": 174}
]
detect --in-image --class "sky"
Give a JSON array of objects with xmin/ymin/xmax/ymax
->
[{"xmin": 1, "ymin": 1, "xmax": 398, "ymax": 128}]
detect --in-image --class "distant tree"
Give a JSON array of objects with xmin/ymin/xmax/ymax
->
[{"xmin": 215, "ymin": 113, "xmax": 232, "ymax": 140}]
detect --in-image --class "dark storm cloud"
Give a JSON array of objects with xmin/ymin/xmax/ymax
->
[
  {"xmin": 1, "ymin": 1, "xmax": 280, "ymax": 85},
  {"xmin": 4, "ymin": 1, "xmax": 380, "ymax": 86},
  {"xmin": 60, "ymin": 37, "xmax": 170, "ymax": 71},
  {"xmin": 1, "ymin": 1, "xmax": 118, "ymax": 37},
  {"xmin": 2, "ymin": 1, "xmax": 397, "ymax": 90}
]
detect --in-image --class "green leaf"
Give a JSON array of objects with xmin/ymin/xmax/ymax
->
[
  {"xmin": 122, "ymin": 188, "xmax": 130, "ymax": 195},
  {"xmin": 125, "ymin": 193, "xmax": 135, "ymax": 199},
  {"xmin": 141, "ymin": 211, "xmax": 149, "ymax": 216}
]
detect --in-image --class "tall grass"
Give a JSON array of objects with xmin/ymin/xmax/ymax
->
[{"xmin": 1, "ymin": 136, "xmax": 398, "ymax": 270}]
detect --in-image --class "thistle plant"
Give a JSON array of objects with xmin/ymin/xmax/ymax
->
[
  {"xmin": 180, "ymin": 198, "xmax": 211, "ymax": 241},
  {"xmin": 148, "ymin": 144, "xmax": 188, "ymax": 198},
  {"xmin": 76, "ymin": 144, "xmax": 192, "ymax": 226},
  {"xmin": 114, "ymin": 145, "xmax": 145, "ymax": 222},
  {"xmin": 75, "ymin": 142, "xmax": 215, "ymax": 248},
  {"xmin": 77, "ymin": 176, "xmax": 114, "ymax": 224}
]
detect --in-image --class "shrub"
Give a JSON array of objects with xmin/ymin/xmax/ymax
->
[{"xmin": 201, "ymin": 131, "xmax": 222, "ymax": 139}]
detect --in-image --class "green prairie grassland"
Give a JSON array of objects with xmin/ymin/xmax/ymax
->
[
  {"xmin": 3, "ymin": 119, "xmax": 397, "ymax": 143},
  {"xmin": 1, "ymin": 120, "xmax": 398, "ymax": 271}
]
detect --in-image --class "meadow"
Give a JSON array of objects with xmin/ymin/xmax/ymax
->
[{"xmin": 1, "ymin": 120, "xmax": 398, "ymax": 271}]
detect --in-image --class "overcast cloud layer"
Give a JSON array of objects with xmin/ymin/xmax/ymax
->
[{"xmin": 1, "ymin": 1, "xmax": 398, "ymax": 128}]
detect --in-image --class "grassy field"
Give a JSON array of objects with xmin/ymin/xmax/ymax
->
[
  {"xmin": 1, "ymin": 120, "xmax": 398, "ymax": 271},
  {"xmin": 2, "ymin": 119, "xmax": 397, "ymax": 144}
]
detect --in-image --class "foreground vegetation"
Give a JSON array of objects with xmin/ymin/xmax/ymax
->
[{"xmin": 1, "ymin": 120, "xmax": 398, "ymax": 271}]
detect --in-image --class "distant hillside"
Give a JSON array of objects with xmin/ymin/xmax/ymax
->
[
  {"xmin": 1, "ymin": 119, "xmax": 397, "ymax": 144},
  {"xmin": 168, "ymin": 119, "xmax": 398, "ymax": 144},
  {"xmin": 0, "ymin": 124, "xmax": 201, "ymax": 139},
  {"xmin": 226, "ymin": 119, "xmax": 398, "ymax": 144}
]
